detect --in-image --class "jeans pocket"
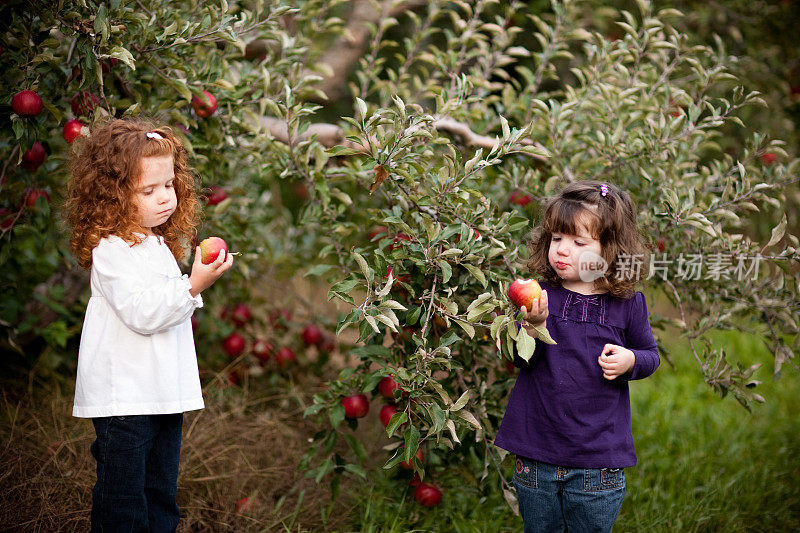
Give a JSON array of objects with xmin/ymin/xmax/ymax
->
[
  {"xmin": 513, "ymin": 456, "xmax": 537, "ymax": 489},
  {"xmin": 584, "ymin": 467, "xmax": 625, "ymax": 492}
]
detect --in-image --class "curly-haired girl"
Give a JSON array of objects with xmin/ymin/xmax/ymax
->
[
  {"xmin": 66, "ymin": 118, "xmax": 233, "ymax": 531},
  {"xmin": 495, "ymin": 180, "xmax": 660, "ymax": 533}
]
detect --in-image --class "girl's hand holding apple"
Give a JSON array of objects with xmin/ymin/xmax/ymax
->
[
  {"xmin": 520, "ymin": 290, "xmax": 549, "ymax": 332},
  {"xmin": 189, "ymin": 243, "xmax": 234, "ymax": 297}
]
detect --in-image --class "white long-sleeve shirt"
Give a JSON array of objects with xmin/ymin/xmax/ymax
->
[{"xmin": 73, "ymin": 235, "xmax": 204, "ymax": 418}]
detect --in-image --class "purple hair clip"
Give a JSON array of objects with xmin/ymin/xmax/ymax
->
[{"xmin": 600, "ymin": 183, "xmax": 609, "ymax": 197}]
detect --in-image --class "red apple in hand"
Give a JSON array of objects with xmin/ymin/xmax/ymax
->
[
  {"xmin": 63, "ymin": 119, "xmax": 85, "ymax": 144},
  {"xmin": 222, "ymin": 332, "xmax": 246, "ymax": 358},
  {"xmin": 508, "ymin": 278, "xmax": 542, "ymax": 309},
  {"xmin": 22, "ymin": 142, "xmax": 47, "ymax": 172},
  {"xmin": 414, "ymin": 483, "xmax": 442, "ymax": 507},
  {"xmin": 379, "ymin": 404, "xmax": 397, "ymax": 427},
  {"xmin": 12, "ymin": 90, "xmax": 43, "ymax": 117},
  {"xmin": 341, "ymin": 394, "xmax": 369, "ymax": 418},
  {"xmin": 199, "ymin": 237, "xmax": 227, "ymax": 264},
  {"xmin": 192, "ymin": 90, "xmax": 217, "ymax": 118}
]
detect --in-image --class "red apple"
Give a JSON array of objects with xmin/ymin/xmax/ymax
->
[
  {"xmin": 275, "ymin": 346, "xmax": 296, "ymax": 367},
  {"xmin": 0, "ymin": 208, "xmax": 16, "ymax": 230},
  {"xmin": 21, "ymin": 142, "xmax": 47, "ymax": 172},
  {"xmin": 508, "ymin": 278, "xmax": 542, "ymax": 309},
  {"xmin": 379, "ymin": 404, "xmax": 397, "ymax": 427},
  {"xmin": 222, "ymin": 332, "xmax": 246, "ymax": 358},
  {"xmin": 205, "ymin": 186, "xmax": 227, "ymax": 205},
  {"xmin": 368, "ymin": 226, "xmax": 388, "ymax": 241},
  {"xmin": 657, "ymin": 237, "xmax": 666, "ymax": 253},
  {"xmin": 230, "ymin": 303, "xmax": 252, "ymax": 326},
  {"xmin": 301, "ymin": 324, "xmax": 324, "ymax": 346},
  {"xmin": 409, "ymin": 472, "xmax": 422, "ymax": 487},
  {"xmin": 321, "ymin": 336, "xmax": 336, "ymax": 353},
  {"xmin": 341, "ymin": 393, "xmax": 369, "ymax": 418},
  {"xmin": 192, "ymin": 90, "xmax": 217, "ymax": 118},
  {"xmin": 414, "ymin": 483, "xmax": 442, "ymax": 508},
  {"xmin": 269, "ymin": 309, "xmax": 291, "ymax": 330},
  {"xmin": 509, "ymin": 189, "xmax": 533, "ymax": 207},
  {"xmin": 63, "ymin": 118, "xmax": 85, "ymax": 144},
  {"xmin": 100, "ymin": 57, "xmax": 119, "ymax": 74},
  {"xmin": 377, "ymin": 376, "xmax": 401, "ymax": 399},
  {"xmin": 23, "ymin": 188, "xmax": 50, "ymax": 207},
  {"xmin": 389, "ymin": 233, "xmax": 412, "ymax": 251},
  {"xmin": 199, "ymin": 236, "xmax": 228, "ymax": 264},
  {"xmin": 70, "ymin": 91, "xmax": 100, "ymax": 116},
  {"xmin": 400, "ymin": 447, "xmax": 424, "ymax": 469},
  {"xmin": 235, "ymin": 496, "xmax": 259, "ymax": 513},
  {"xmin": 11, "ymin": 90, "xmax": 43, "ymax": 118},
  {"xmin": 252, "ymin": 339, "xmax": 273, "ymax": 364},
  {"xmin": 759, "ymin": 152, "xmax": 777, "ymax": 165}
]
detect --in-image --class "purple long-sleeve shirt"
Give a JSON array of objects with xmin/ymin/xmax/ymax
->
[{"xmin": 494, "ymin": 281, "xmax": 660, "ymax": 468}]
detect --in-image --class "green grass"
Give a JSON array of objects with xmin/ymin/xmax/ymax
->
[
  {"xmin": 621, "ymin": 330, "xmax": 800, "ymax": 532},
  {"xmin": 349, "ymin": 330, "xmax": 800, "ymax": 532}
]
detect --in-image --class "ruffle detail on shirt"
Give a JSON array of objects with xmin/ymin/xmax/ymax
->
[{"xmin": 180, "ymin": 274, "xmax": 204, "ymax": 308}]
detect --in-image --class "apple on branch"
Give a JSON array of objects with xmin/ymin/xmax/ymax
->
[
  {"xmin": 341, "ymin": 393, "xmax": 369, "ymax": 418},
  {"xmin": 12, "ymin": 90, "xmax": 44, "ymax": 118}
]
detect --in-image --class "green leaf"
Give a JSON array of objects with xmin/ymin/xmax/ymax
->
[
  {"xmin": 516, "ymin": 328, "xmax": 536, "ymax": 362},
  {"xmin": 463, "ymin": 264, "xmax": 487, "ymax": 288},
  {"xmin": 352, "ymin": 251, "xmax": 373, "ymax": 284},
  {"xmin": 450, "ymin": 389, "xmax": 470, "ymax": 412},
  {"xmin": 329, "ymin": 404, "xmax": 345, "ymax": 428},
  {"xmin": 344, "ymin": 434, "xmax": 367, "ymax": 463},
  {"xmin": 764, "ymin": 214, "xmax": 787, "ymax": 249},
  {"xmin": 386, "ymin": 411, "xmax": 408, "ymax": 437},
  {"xmin": 404, "ymin": 426, "xmax": 420, "ymax": 463},
  {"xmin": 106, "ymin": 46, "xmax": 136, "ymax": 71},
  {"xmin": 438, "ymin": 260, "xmax": 452, "ymax": 284},
  {"xmin": 534, "ymin": 325, "xmax": 557, "ymax": 345},
  {"xmin": 453, "ymin": 318, "xmax": 475, "ymax": 339}
]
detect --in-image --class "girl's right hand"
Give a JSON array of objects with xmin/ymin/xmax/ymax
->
[
  {"xmin": 520, "ymin": 290, "xmax": 549, "ymax": 328},
  {"xmin": 188, "ymin": 246, "xmax": 234, "ymax": 297}
]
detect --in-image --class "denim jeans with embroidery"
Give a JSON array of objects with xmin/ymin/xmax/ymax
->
[
  {"xmin": 90, "ymin": 413, "xmax": 183, "ymax": 532},
  {"xmin": 513, "ymin": 456, "xmax": 625, "ymax": 533}
]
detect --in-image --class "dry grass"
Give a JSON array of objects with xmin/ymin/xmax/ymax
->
[{"xmin": 0, "ymin": 377, "xmax": 361, "ymax": 532}]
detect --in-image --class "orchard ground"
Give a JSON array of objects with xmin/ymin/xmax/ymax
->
[{"xmin": 1, "ymin": 286, "xmax": 799, "ymax": 532}]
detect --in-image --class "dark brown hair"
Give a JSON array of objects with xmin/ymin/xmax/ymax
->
[
  {"xmin": 527, "ymin": 180, "xmax": 649, "ymax": 297},
  {"xmin": 66, "ymin": 118, "xmax": 200, "ymax": 269}
]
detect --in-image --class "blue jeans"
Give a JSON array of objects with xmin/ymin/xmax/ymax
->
[
  {"xmin": 513, "ymin": 456, "xmax": 625, "ymax": 533},
  {"xmin": 90, "ymin": 414, "xmax": 183, "ymax": 532}
]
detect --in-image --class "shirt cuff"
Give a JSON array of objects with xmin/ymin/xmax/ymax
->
[{"xmin": 181, "ymin": 274, "xmax": 204, "ymax": 308}]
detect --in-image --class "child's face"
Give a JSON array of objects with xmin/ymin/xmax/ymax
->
[
  {"xmin": 548, "ymin": 217, "xmax": 604, "ymax": 291},
  {"xmin": 134, "ymin": 155, "xmax": 177, "ymax": 235}
]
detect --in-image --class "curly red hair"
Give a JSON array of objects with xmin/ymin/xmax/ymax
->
[{"xmin": 66, "ymin": 118, "xmax": 200, "ymax": 269}]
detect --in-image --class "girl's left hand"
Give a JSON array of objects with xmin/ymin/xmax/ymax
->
[{"xmin": 598, "ymin": 344, "xmax": 635, "ymax": 380}]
